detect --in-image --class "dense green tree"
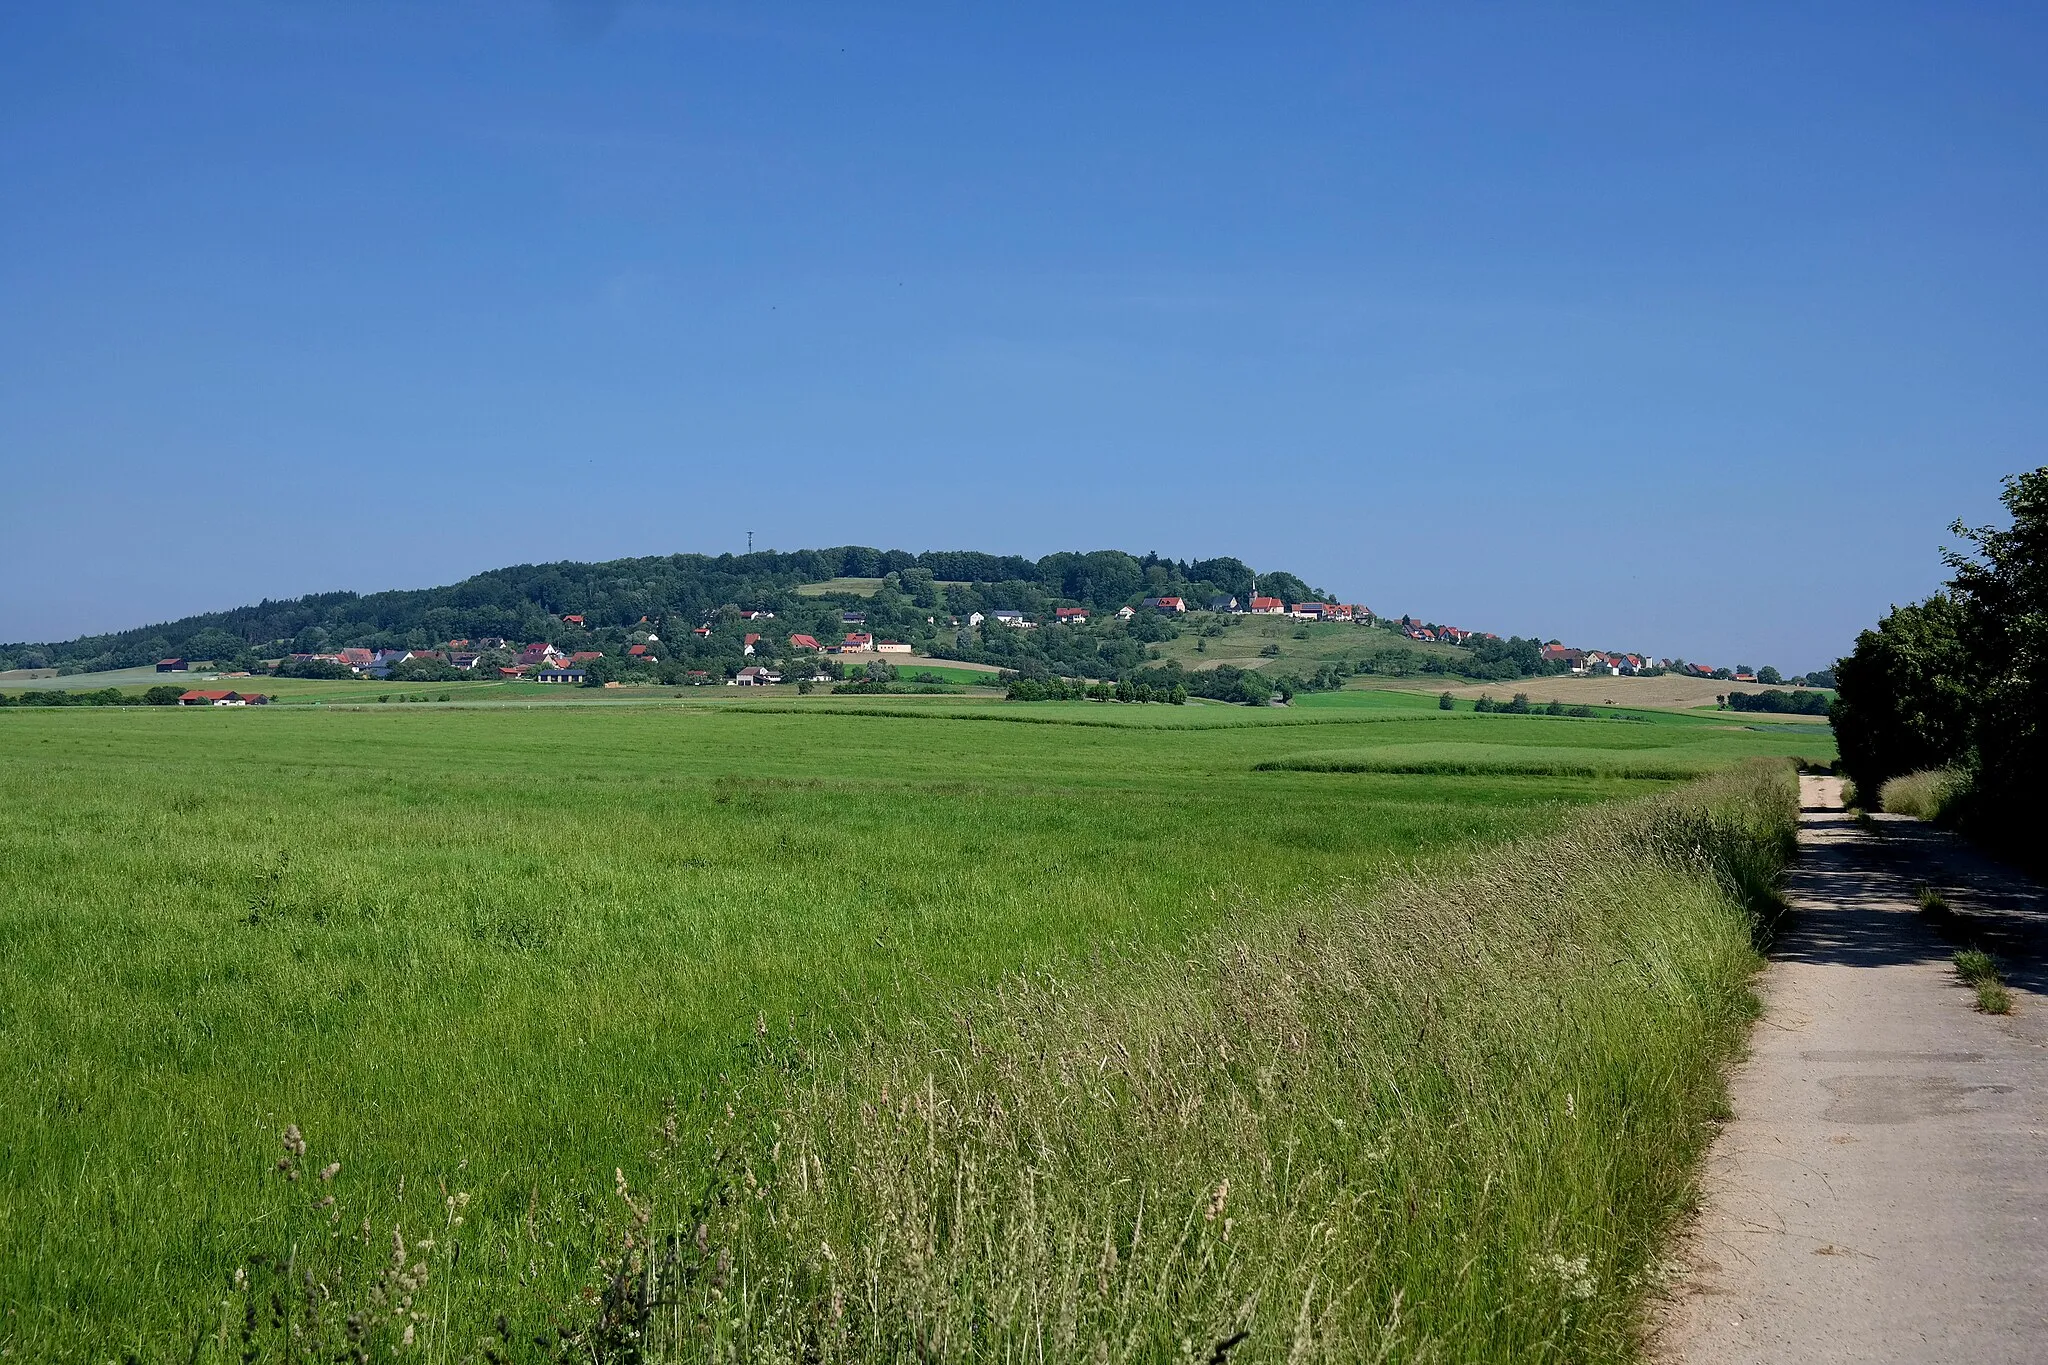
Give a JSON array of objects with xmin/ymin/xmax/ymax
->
[
  {"xmin": 1830, "ymin": 468, "xmax": 2046, "ymax": 856},
  {"xmin": 1829, "ymin": 594, "xmax": 1973, "ymax": 798},
  {"xmin": 1940, "ymin": 468, "xmax": 2048, "ymax": 840}
]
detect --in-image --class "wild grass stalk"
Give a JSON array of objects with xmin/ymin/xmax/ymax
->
[
  {"xmin": 567, "ymin": 763, "xmax": 1797, "ymax": 1363},
  {"xmin": 1878, "ymin": 768, "xmax": 1965, "ymax": 821},
  {"xmin": 1953, "ymin": 948, "xmax": 2014, "ymax": 1015}
]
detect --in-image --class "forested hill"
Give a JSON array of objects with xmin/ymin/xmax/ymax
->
[{"xmin": 2, "ymin": 548, "xmax": 1329, "ymax": 675}]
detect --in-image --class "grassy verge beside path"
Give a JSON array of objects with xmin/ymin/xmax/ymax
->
[{"xmin": 559, "ymin": 763, "xmax": 1797, "ymax": 1362}]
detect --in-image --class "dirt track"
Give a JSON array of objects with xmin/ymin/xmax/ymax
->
[{"xmin": 1655, "ymin": 777, "xmax": 2048, "ymax": 1363}]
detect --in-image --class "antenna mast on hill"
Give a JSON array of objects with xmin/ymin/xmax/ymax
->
[{"xmin": 747, "ymin": 530, "xmax": 754, "ymax": 553}]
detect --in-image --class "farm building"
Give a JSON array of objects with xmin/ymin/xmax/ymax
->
[
  {"xmin": 875, "ymin": 640, "xmax": 912, "ymax": 654},
  {"xmin": 176, "ymin": 690, "xmax": 268, "ymax": 706}
]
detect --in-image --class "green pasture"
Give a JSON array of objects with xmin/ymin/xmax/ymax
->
[
  {"xmin": 1148, "ymin": 610, "xmax": 1452, "ymax": 674},
  {"xmin": 792, "ymin": 577, "xmax": 972, "ymax": 598},
  {"xmin": 0, "ymin": 701, "xmax": 1829, "ymax": 1357}
]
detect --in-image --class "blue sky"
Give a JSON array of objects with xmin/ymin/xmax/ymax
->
[{"xmin": 4, "ymin": 3, "xmax": 2043, "ymax": 672}]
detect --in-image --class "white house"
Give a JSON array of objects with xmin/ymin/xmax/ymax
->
[{"xmin": 875, "ymin": 640, "xmax": 912, "ymax": 654}]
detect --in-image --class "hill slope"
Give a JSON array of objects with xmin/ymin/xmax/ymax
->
[{"xmin": 0, "ymin": 548, "xmax": 1326, "ymax": 676}]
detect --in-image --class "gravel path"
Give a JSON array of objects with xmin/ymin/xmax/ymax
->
[{"xmin": 1656, "ymin": 775, "xmax": 2048, "ymax": 1363}]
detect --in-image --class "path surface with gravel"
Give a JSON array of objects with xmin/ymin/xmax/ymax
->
[{"xmin": 1656, "ymin": 775, "xmax": 2048, "ymax": 1363}]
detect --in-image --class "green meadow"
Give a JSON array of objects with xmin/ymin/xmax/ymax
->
[{"xmin": 0, "ymin": 696, "xmax": 1828, "ymax": 1359}]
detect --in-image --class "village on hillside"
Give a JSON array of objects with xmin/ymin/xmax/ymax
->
[{"xmin": 132, "ymin": 592, "xmax": 1826, "ymax": 691}]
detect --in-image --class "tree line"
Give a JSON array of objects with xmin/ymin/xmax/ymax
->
[{"xmin": 1831, "ymin": 467, "xmax": 2046, "ymax": 857}]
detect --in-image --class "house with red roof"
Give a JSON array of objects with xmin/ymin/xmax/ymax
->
[
  {"xmin": 743, "ymin": 633, "xmax": 761, "ymax": 655},
  {"xmin": 516, "ymin": 642, "xmax": 563, "ymax": 667},
  {"xmin": 1142, "ymin": 596, "xmax": 1187, "ymax": 614},
  {"xmin": 1055, "ymin": 607, "xmax": 1090, "ymax": 623},
  {"xmin": 176, "ymin": 690, "xmax": 268, "ymax": 706},
  {"xmin": 561, "ymin": 614, "xmax": 584, "ymax": 627},
  {"xmin": 1249, "ymin": 597, "xmax": 1285, "ymax": 615},
  {"xmin": 841, "ymin": 633, "xmax": 874, "ymax": 652},
  {"xmin": 788, "ymin": 633, "xmax": 823, "ymax": 652}
]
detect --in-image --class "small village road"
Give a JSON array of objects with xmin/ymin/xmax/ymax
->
[{"xmin": 1656, "ymin": 775, "xmax": 2048, "ymax": 1364}]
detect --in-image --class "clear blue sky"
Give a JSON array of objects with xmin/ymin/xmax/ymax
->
[{"xmin": 4, "ymin": 3, "xmax": 2043, "ymax": 672}]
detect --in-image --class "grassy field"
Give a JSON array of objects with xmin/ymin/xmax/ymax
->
[
  {"xmin": 0, "ymin": 698, "xmax": 1827, "ymax": 1359},
  {"xmin": 1147, "ymin": 611, "xmax": 1463, "ymax": 675},
  {"xmin": 1439, "ymin": 673, "xmax": 1834, "ymax": 712},
  {"xmin": 792, "ymin": 578, "xmax": 973, "ymax": 598}
]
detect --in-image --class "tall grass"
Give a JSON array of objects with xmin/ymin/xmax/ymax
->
[
  {"xmin": 570, "ymin": 763, "xmax": 1797, "ymax": 1362},
  {"xmin": 1878, "ymin": 767, "xmax": 1965, "ymax": 821}
]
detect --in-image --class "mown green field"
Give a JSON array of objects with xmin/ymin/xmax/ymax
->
[{"xmin": 0, "ymin": 698, "xmax": 1829, "ymax": 1359}]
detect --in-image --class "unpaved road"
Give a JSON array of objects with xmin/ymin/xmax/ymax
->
[{"xmin": 1657, "ymin": 776, "xmax": 2048, "ymax": 1362}]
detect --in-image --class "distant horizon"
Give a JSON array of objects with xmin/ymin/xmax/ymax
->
[{"xmin": 7, "ymin": 3, "xmax": 2043, "ymax": 674}]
